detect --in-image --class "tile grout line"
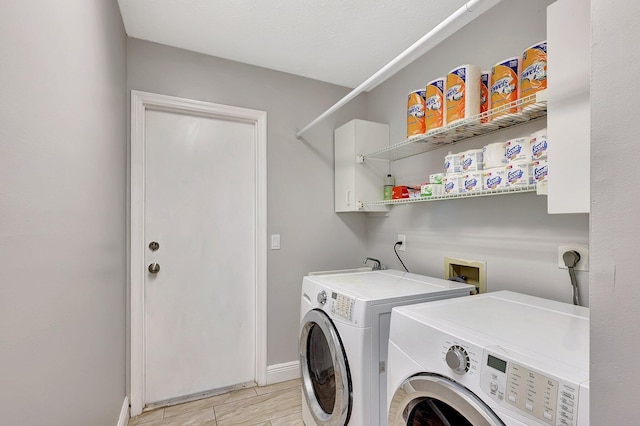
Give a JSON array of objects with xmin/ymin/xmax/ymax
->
[
  {"xmin": 213, "ymin": 386, "xmax": 302, "ymax": 426},
  {"xmin": 129, "ymin": 380, "xmax": 301, "ymax": 426},
  {"xmin": 212, "ymin": 405, "xmax": 219, "ymax": 425}
]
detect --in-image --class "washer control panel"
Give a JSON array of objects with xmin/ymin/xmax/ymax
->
[
  {"xmin": 480, "ymin": 350, "xmax": 580, "ymax": 426},
  {"xmin": 330, "ymin": 292, "xmax": 355, "ymax": 322}
]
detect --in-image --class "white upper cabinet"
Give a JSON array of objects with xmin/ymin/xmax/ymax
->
[
  {"xmin": 546, "ymin": 0, "xmax": 591, "ymax": 214},
  {"xmin": 334, "ymin": 119, "xmax": 389, "ymax": 212}
]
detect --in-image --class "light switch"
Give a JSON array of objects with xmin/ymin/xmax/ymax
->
[{"xmin": 271, "ymin": 234, "xmax": 281, "ymax": 250}]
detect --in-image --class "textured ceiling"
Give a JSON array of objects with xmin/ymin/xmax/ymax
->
[{"xmin": 117, "ymin": 0, "xmax": 471, "ymax": 88}]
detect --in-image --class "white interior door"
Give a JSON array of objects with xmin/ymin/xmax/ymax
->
[{"xmin": 130, "ymin": 91, "xmax": 267, "ymax": 413}]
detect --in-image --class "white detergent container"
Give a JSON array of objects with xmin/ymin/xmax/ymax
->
[
  {"xmin": 483, "ymin": 142, "xmax": 507, "ymax": 169},
  {"xmin": 444, "ymin": 152, "xmax": 462, "ymax": 174},
  {"xmin": 461, "ymin": 149, "xmax": 484, "ymax": 172}
]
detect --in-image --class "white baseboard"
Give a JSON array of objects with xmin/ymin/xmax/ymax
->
[
  {"xmin": 266, "ymin": 361, "xmax": 300, "ymax": 385},
  {"xmin": 117, "ymin": 396, "xmax": 130, "ymax": 426}
]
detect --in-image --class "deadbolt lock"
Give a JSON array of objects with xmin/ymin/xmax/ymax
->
[
  {"xmin": 149, "ymin": 241, "xmax": 160, "ymax": 251},
  {"xmin": 148, "ymin": 263, "xmax": 160, "ymax": 274}
]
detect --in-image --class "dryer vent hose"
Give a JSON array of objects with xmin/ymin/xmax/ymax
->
[{"xmin": 562, "ymin": 250, "xmax": 581, "ymax": 306}]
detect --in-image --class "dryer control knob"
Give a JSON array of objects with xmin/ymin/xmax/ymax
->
[
  {"xmin": 446, "ymin": 345, "xmax": 470, "ymax": 374},
  {"xmin": 317, "ymin": 290, "xmax": 327, "ymax": 305}
]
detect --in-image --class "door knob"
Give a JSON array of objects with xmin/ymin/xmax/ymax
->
[{"xmin": 148, "ymin": 263, "xmax": 160, "ymax": 274}]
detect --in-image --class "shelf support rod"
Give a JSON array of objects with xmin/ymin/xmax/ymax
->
[{"xmin": 295, "ymin": 0, "xmax": 504, "ymax": 139}]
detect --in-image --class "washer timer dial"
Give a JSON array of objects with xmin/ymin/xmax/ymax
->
[{"xmin": 446, "ymin": 345, "xmax": 470, "ymax": 374}]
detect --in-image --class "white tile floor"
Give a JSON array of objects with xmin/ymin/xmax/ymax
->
[{"xmin": 128, "ymin": 379, "xmax": 303, "ymax": 426}]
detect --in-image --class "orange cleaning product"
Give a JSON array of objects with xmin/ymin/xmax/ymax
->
[
  {"xmin": 424, "ymin": 77, "xmax": 445, "ymax": 132},
  {"xmin": 407, "ymin": 89, "xmax": 426, "ymax": 137},
  {"xmin": 520, "ymin": 41, "xmax": 547, "ymax": 107},
  {"xmin": 446, "ymin": 65, "xmax": 481, "ymax": 125},
  {"xmin": 480, "ymin": 71, "xmax": 490, "ymax": 123},
  {"xmin": 490, "ymin": 57, "xmax": 520, "ymax": 121}
]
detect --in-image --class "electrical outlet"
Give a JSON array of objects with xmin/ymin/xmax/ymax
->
[
  {"xmin": 558, "ymin": 244, "xmax": 588, "ymax": 271},
  {"xmin": 397, "ymin": 234, "xmax": 406, "ymax": 251}
]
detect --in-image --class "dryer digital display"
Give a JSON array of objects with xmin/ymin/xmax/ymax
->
[{"xmin": 487, "ymin": 354, "xmax": 507, "ymax": 373}]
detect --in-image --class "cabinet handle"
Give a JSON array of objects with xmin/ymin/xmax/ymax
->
[{"xmin": 346, "ymin": 190, "xmax": 351, "ymax": 206}]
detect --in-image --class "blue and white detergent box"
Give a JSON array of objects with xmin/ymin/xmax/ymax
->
[
  {"xmin": 506, "ymin": 137, "xmax": 531, "ymax": 163},
  {"xmin": 443, "ymin": 174, "xmax": 461, "ymax": 194},
  {"xmin": 483, "ymin": 167, "xmax": 507, "ymax": 190},
  {"xmin": 462, "ymin": 172, "xmax": 483, "ymax": 193},
  {"xmin": 506, "ymin": 162, "xmax": 533, "ymax": 186},
  {"xmin": 460, "ymin": 149, "xmax": 483, "ymax": 172},
  {"xmin": 532, "ymin": 160, "xmax": 548, "ymax": 183},
  {"xmin": 444, "ymin": 153, "xmax": 461, "ymax": 174},
  {"xmin": 530, "ymin": 128, "xmax": 548, "ymax": 160}
]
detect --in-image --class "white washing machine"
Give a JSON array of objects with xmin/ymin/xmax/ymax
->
[
  {"xmin": 299, "ymin": 269, "xmax": 474, "ymax": 426},
  {"xmin": 387, "ymin": 291, "xmax": 590, "ymax": 426}
]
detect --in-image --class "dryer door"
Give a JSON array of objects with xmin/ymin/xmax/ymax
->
[
  {"xmin": 300, "ymin": 309, "xmax": 352, "ymax": 426},
  {"xmin": 388, "ymin": 374, "xmax": 505, "ymax": 426}
]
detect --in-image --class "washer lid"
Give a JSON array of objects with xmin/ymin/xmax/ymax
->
[
  {"xmin": 394, "ymin": 291, "xmax": 589, "ymax": 374},
  {"xmin": 305, "ymin": 270, "xmax": 473, "ymax": 302}
]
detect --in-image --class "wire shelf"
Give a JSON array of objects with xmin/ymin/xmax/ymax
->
[
  {"xmin": 364, "ymin": 90, "xmax": 547, "ymax": 162},
  {"xmin": 362, "ymin": 184, "xmax": 539, "ymax": 207}
]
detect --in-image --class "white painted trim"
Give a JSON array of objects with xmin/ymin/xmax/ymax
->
[
  {"xmin": 266, "ymin": 361, "xmax": 301, "ymax": 385},
  {"xmin": 129, "ymin": 90, "xmax": 268, "ymax": 416},
  {"xmin": 255, "ymin": 100, "xmax": 268, "ymax": 387},
  {"xmin": 117, "ymin": 397, "xmax": 130, "ymax": 426}
]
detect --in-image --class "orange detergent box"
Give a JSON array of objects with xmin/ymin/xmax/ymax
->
[
  {"xmin": 480, "ymin": 71, "xmax": 490, "ymax": 123},
  {"xmin": 446, "ymin": 65, "xmax": 480, "ymax": 125},
  {"xmin": 424, "ymin": 77, "xmax": 445, "ymax": 131},
  {"xmin": 392, "ymin": 186, "xmax": 420, "ymax": 199},
  {"xmin": 490, "ymin": 57, "xmax": 520, "ymax": 120},
  {"xmin": 407, "ymin": 89, "xmax": 426, "ymax": 137},
  {"xmin": 520, "ymin": 41, "xmax": 547, "ymax": 107}
]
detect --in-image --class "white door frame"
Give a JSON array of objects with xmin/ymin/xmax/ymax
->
[{"xmin": 129, "ymin": 90, "xmax": 267, "ymax": 416}]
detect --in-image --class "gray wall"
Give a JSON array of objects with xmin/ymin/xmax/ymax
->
[
  {"xmin": 591, "ymin": 0, "xmax": 640, "ymax": 423},
  {"xmin": 5, "ymin": 1, "xmax": 635, "ymax": 422},
  {"xmin": 0, "ymin": 1, "xmax": 127, "ymax": 425},
  {"xmin": 364, "ymin": 0, "xmax": 590, "ymax": 304},
  {"xmin": 126, "ymin": 38, "xmax": 369, "ymax": 366}
]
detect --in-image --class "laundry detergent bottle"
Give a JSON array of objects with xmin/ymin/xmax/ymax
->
[{"xmin": 384, "ymin": 174, "xmax": 395, "ymax": 200}]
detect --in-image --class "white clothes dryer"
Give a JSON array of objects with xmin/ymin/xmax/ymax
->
[
  {"xmin": 299, "ymin": 269, "xmax": 474, "ymax": 426},
  {"xmin": 387, "ymin": 291, "xmax": 590, "ymax": 426}
]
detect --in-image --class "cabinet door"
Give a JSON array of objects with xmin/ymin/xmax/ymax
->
[
  {"xmin": 334, "ymin": 121, "xmax": 357, "ymax": 212},
  {"xmin": 334, "ymin": 120, "xmax": 389, "ymax": 212},
  {"xmin": 547, "ymin": 0, "xmax": 590, "ymax": 214}
]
